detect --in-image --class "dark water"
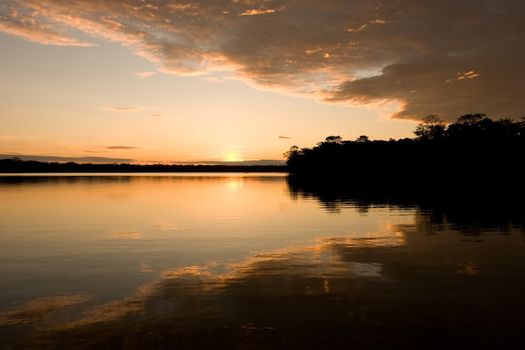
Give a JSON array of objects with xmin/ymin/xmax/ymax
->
[{"xmin": 0, "ymin": 174, "xmax": 524, "ymax": 349}]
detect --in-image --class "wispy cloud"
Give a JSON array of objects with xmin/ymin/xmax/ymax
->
[
  {"xmin": 456, "ymin": 70, "xmax": 481, "ymax": 81},
  {"xmin": 105, "ymin": 106, "xmax": 144, "ymax": 112},
  {"xmin": 239, "ymin": 8, "xmax": 283, "ymax": 16},
  {"xmin": 278, "ymin": 135, "xmax": 291, "ymax": 139},
  {"xmin": 134, "ymin": 71, "xmax": 156, "ymax": 79},
  {"xmin": 346, "ymin": 19, "xmax": 386, "ymax": 33},
  {"xmin": 1, "ymin": 0, "xmax": 524, "ymax": 120},
  {"xmin": 204, "ymin": 76, "xmax": 224, "ymax": 84},
  {"xmin": 106, "ymin": 145, "xmax": 137, "ymax": 150},
  {"xmin": 0, "ymin": 18, "xmax": 93, "ymax": 46}
]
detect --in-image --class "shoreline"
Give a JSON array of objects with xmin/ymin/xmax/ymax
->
[{"xmin": 0, "ymin": 159, "xmax": 287, "ymax": 173}]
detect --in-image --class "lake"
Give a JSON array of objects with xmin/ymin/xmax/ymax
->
[{"xmin": 1, "ymin": 174, "xmax": 524, "ymax": 349}]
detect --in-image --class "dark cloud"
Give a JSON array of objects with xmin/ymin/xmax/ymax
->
[
  {"xmin": 1, "ymin": 0, "xmax": 524, "ymax": 120},
  {"xmin": 105, "ymin": 146, "xmax": 137, "ymax": 150},
  {"xmin": 278, "ymin": 136, "xmax": 291, "ymax": 139}
]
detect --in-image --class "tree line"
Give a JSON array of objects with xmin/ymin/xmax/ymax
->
[
  {"xmin": 0, "ymin": 159, "xmax": 285, "ymax": 173},
  {"xmin": 285, "ymin": 114, "xmax": 524, "ymax": 184}
]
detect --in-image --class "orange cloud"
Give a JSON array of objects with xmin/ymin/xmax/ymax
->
[
  {"xmin": 456, "ymin": 70, "xmax": 481, "ymax": 80},
  {"xmin": 134, "ymin": 71, "xmax": 156, "ymax": 79},
  {"xmin": 0, "ymin": 19, "xmax": 92, "ymax": 46},
  {"xmin": 239, "ymin": 8, "xmax": 283, "ymax": 16}
]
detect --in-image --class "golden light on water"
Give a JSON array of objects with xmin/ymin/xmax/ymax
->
[{"xmin": 226, "ymin": 178, "xmax": 242, "ymax": 191}]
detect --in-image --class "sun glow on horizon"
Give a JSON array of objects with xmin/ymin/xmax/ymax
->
[{"xmin": 224, "ymin": 152, "xmax": 242, "ymax": 162}]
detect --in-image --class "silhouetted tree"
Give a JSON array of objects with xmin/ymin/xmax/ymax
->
[
  {"xmin": 324, "ymin": 135, "xmax": 343, "ymax": 144},
  {"xmin": 284, "ymin": 145, "xmax": 300, "ymax": 158},
  {"xmin": 285, "ymin": 114, "xmax": 524, "ymax": 184},
  {"xmin": 414, "ymin": 115, "xmax": 446, "ymax": 141},
  {"xmin": 457, "ymin": 113, "xmax": 486, "ymax": 125}
]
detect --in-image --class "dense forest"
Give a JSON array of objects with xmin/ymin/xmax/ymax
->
[{"xmin": 286, "ymin": 114, "xmax": 524, "ymax": 187}]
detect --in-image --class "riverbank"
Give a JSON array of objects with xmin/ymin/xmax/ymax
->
[{"xmin": 0, "ymin": 158, "xmax": 286, "ymax": 173}]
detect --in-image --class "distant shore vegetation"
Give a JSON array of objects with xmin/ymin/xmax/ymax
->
[{"xmin": 0, "ymin": 160, "xmax": 285, "ymax": 173}]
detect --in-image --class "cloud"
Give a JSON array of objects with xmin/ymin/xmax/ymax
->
[
  {"xmin": 278, "ymin": 135, "xmax": 291, "ymax": 139},
  {"xmin": 0, "ymin": 4, "xmax": 93, "ymax": 47},
  {"xmin": 105, "ymin": 145, "xmax": 137, "ymax": 150},
  {"xmin": 204, "ymin": 76, "xmax": 224, "ymax": 84},
  {"xmin": 105, "ymin": 106, "xmax": 144, "ymax": 112},
  {"xmin": 346, "ymin": 18, "xmax": 386, "ymax": 33},
  {"xmin": 239, "ymin": 8, "xmax": 284, "ymax": 16},
  {"xmin": 1, "ymin": 0, "xmax": 524, "ymax": 120},
  {"xmin": 455, "ymin": 70, "xmax": 480, "ymax": 81},
  {"xmin": 134, "ymin": 71, "xmax": 156, "ymax": 79}
]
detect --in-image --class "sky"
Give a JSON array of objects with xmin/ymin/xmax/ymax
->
[{"xmin": 1, "ymin": 0, "xmax": 524, "ymax": 163}]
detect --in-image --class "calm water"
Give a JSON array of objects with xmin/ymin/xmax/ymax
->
[{"xmin": 1, "ymin": 174, "xmax": 524, "ymax": 349}]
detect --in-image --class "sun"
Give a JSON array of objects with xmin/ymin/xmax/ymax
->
[{"xmin": 225, "ymin": 152, "xmax": 242, "ymax": 162}]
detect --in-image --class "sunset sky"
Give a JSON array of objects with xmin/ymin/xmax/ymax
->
[{"xmin": 1, "ymin": 0, "xmax": 523, "ymax": 163}]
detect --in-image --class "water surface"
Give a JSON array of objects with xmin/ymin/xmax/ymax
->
[{"xmin": 1, "ymin": 174, "xmax": 524, "ymax": 349}]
